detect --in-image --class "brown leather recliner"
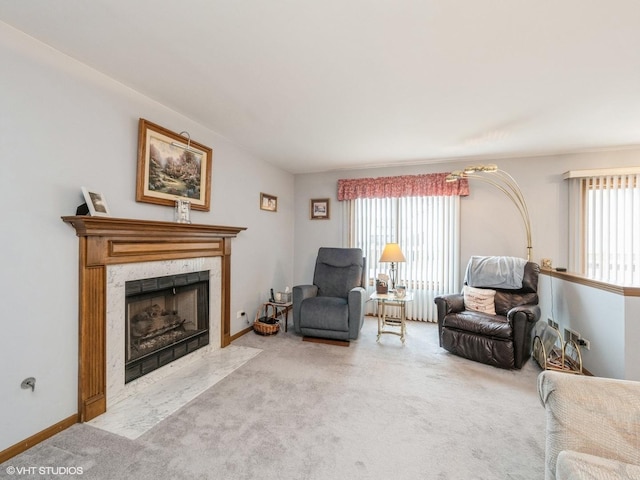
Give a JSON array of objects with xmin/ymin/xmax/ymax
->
[{"xmin": 434, "ymin": 260, "xmax": 541, "ymax": 369}]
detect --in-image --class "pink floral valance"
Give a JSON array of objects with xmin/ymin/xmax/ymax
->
[{"xmin": 337, "ymin": 173, "xmax": 469, "ymax": 200}]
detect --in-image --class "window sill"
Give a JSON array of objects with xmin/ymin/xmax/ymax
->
[{"xmin": 540, "ymin": 268, "xmax": 640, "ymax": 297}]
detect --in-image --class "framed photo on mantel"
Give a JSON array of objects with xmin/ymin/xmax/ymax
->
[
  {"xmin": 136, "ymin": 118, "xmax": 212, "ymax": 211},
  {"xmin": 81, "ymin": 187, "xmax": 111, "ymax": 217}
]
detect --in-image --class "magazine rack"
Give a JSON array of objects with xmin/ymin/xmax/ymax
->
[{"xmin": 532, "ymin": 321, "xmax": 583, "ymax": 374}]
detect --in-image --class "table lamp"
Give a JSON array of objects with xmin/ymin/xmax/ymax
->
[{"xmin": 379, "ymin": 243, "xmax": 406, "ymax": 290}]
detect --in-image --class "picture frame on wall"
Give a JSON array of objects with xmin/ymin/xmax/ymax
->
[
  {"xmin": 310, "ymin": 198, "xmax": 330, "ymax": 219},
  {"xmin": 260, "ymin": 193, "xmax": 278, "ymax": 212},
  {"xmin": 136, "ymin": 118, "xmax": 213, "ymax": 211},
  {"xmin": 81, "ymin": 186, "xmax": 111, "ymax": 217}
]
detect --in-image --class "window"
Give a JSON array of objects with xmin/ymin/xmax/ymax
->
[
  {"xmin": 338, "ymin": 173, "xmax": 468, "ymax": 321},
  {"xmin": 346, "ymin": 195, "xmax": 461, "ymax": 322},
  {"xmin": 567, "ymin": 168, "xmax": 640, "ymax": 286}
]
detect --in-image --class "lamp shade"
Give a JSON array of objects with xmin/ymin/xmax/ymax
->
[{"xmin": 379, "ymin": 243, "xmax": 406, "ymax": 263}]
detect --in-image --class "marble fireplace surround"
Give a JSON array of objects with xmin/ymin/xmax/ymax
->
[
  {"xmin": 62, "ymin": 216, "xmax": 246, "ymax": 422},
  {"xmin": 106, "ymin": 257, "xmax": 220, "ymax": 407}
]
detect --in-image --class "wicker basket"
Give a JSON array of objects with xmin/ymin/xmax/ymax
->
[{"xmin": 253, "ymin": 304, "xmax": 280, "ymax": 336}]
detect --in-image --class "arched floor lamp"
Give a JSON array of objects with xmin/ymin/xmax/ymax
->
[{"xmin": 446, "ymin": 164, "xmax": 533, "ymax": 261}]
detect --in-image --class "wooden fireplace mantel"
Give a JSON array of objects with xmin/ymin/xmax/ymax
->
[{"xmin": 62, "ymin": 216, "xmax": 246, "ymax": 421}]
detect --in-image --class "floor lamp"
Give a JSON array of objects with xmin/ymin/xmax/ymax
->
[
  {"xmin": 379, "ymin": 243, "xmax": 406, "ymax": 290},
  {"xmin": 446, "ymin": 164, "xmax": 533, "ymax": 261}
]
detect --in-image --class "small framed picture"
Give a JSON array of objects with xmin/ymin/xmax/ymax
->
[
  {"xmin": 310, "ymin": 198, "xmax": 330, "ymax": 220},
  {"xmin": 260, "ymin": 193, "xmax": 277, "ymax": 212},
  {"xmin": 81, "ymin": 187, "xmax": 111, "ymax": 217}
]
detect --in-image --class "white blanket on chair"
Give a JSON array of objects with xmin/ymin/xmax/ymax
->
[{"xmin": 464, "ymin": 256, "xmax": 527, "ymax": 289}]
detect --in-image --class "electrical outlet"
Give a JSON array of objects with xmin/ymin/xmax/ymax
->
[
  {"xmin": 236, "ymin": 310, "xmax": 246, "ymax": 319},
  {"xmin": 564, "ymin": 327, "xmax": 581, "ymax": 346},
  {"xmin": 565, "ymin": 327, "xmax": 591, "ymax": 350},
  {"xmin": 547, "ymin": 317, "xmax": 559, "ymax": 330}
]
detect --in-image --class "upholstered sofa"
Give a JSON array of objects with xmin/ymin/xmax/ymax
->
[
  {"xmin": 293, "ymin": 247, "xmax": 366, "ymax": 341},
  {"xmin": 434, "ymin": 258, "xmax": 541, "ymax": 369},
  {"xmin": 538, "ymin": 370, "xmax": 640, "ymax": 480}
]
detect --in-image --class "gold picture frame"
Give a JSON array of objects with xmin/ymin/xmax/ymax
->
[
  {"xmin": 310, "ymin": 198, "xmax": 330, "ymax": 219},
  {"xmin": 260, "ymin": 193, "xmax": 278, "ymax": 212},
  {"xmin": 136, "ymin": 118, "xmax": 212, "ymax": 211}
]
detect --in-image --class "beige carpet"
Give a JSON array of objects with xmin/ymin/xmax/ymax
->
[{"xmin": 0, "ymin": 316, "xmax": 546, "ymax": 479}]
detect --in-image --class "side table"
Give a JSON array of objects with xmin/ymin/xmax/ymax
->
[
  {"xmin": 370, "ymin": 292, "xmax": 413, "ymax": 343},
  {"xmin": 265, "ymin": 301, "xmax": 293, "ymax": 332}
]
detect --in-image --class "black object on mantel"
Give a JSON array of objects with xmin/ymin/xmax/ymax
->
[
  {"xmin": 75, "ymin": 203, "xmax": 90, "ymax": 215},
  {"xmin": 555, "ymin": 267, "xmax": 567, "ymax": 272}
]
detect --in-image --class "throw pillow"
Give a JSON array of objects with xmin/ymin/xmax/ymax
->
[{"xmin": 463, "ymin": 285, "xmax": 496, "ymax": 315}]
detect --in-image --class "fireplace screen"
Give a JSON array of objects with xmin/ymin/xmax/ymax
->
[{"xmin": 125, "ymin": 271, "xmax": 209, "ymax": 383}]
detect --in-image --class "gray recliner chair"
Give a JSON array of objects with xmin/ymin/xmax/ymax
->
[{"xmin": 293, "ymin": 248, "xmax": 366, "ymax": 341}]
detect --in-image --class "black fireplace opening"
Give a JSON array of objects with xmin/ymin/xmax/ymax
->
[{"xmin": 125, "ymin": 270, "xmax": 209, "ymax": 383}]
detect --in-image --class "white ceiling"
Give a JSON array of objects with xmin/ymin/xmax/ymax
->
[{"xmin": 2, "ymin": 1, "xmax": 640, "ymax": 174}]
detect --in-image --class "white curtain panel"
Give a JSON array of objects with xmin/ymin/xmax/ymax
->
[{"xmin": 347, "ymin": 196, "xmax": 461, "ymax": 322}]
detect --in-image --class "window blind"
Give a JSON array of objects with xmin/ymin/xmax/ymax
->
[
  {"xmin": 567, "ymin": 169, "xmax": 640, "ymax": 285},
  {"xmin": 347, "ymin": 195, "xmax": 461, "ymax": 321}
]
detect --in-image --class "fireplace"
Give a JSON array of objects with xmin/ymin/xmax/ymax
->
[
  {"xmin": 125, "ymin": 271, "xmax": 210, "ymax": 383},
  {"xmin": 62, "ymin": 216, "xmax": 245, "ymax": 422},
  {"xmin": 106, "ymin": 258, "xmax": 220, "ymax": 407}
]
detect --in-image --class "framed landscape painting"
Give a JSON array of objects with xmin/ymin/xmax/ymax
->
[{"xmin": 136, "ymin": 118, "xmax": 212, "ymax": 211}]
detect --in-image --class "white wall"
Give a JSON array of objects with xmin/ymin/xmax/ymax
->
[
  {"xmin": 537, "ymin": 274, "xmax": 640, "ymax": 381},
  {"xmin": 295, "ymin": 150, "xmax": 640, "ymax": 284},
  {"xmin": 294, "ymin": 151, "xmax": 640, "ymax": 378},
  {"xmin": 0, "ymin": 22, "xmax": 293, "ymax": 452},
  {"xmin": 624, "ymin": 296, "xmax": 640, "ymax": 380}
]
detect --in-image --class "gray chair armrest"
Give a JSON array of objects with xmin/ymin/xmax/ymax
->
[
  {"xmin": 293, "ymin": 284, "xmax": 318, "ymax": 334},
  {"xmin": 538, "ymin": 371, "xmax": 640, "ymax": 480},
  {"xmin": 347, "ymin": 287, "xmax": 366, "ymax": 339}
]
